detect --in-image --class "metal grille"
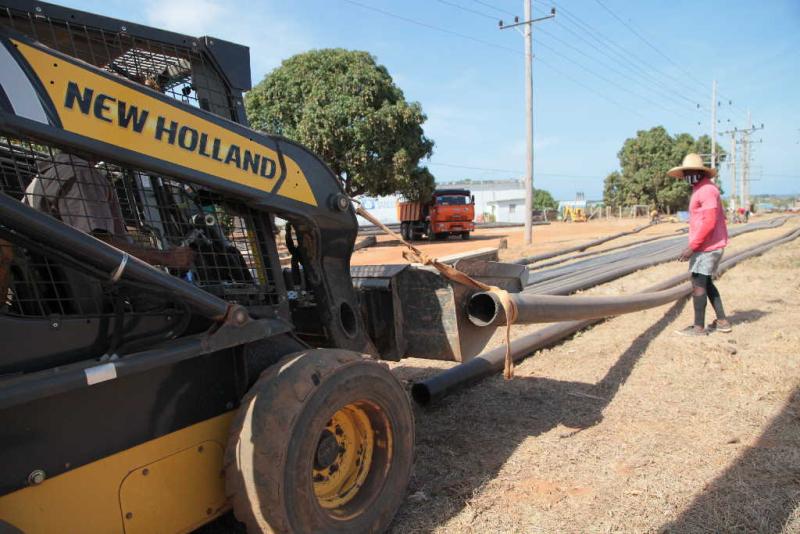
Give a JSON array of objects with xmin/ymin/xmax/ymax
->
[
  {"xmin": 0, "ymin": 5, "xmax": 238, "ymax": 120},
  {"xmin": 0, "ymin": 135, "xmax": 282, "ymax": 318}
]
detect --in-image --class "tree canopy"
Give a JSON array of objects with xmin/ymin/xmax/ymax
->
[
  {"xmin": 533, "ymin": 188, "xmax": 558, "ymax": 210},
  {"xmin": 246, "ymin": 48, "xmax": 435, "ymax": 200},
  {"xmin": 602, "ymin": 126, "xmax": 725, "ymax": 212}
]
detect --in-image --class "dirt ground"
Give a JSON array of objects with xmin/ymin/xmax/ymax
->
[
  {"xmin": 351, "ymin": 218, "xmax": 684, "ymax": 266},
  {"xmin": 388, "ymin": 216, "xmax": 800, "ymax": 533}
]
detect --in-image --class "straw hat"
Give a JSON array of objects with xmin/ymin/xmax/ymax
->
[{"xmin": 667, "ymin": 153, "xmax": 717, "ymax": 178}]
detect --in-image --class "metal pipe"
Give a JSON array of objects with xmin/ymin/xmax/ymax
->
[
  {"xmin": 523, "ymin": 216, "xmax": 791, "ymax": 296},
  {"xmin": 510, "ymin": 222, "xmax": 653, "ymax": 265},
  {"xmin": 0, "ymin": 192, "xmax": 232, "ymax": 321},
  {"xmin": 412, "ymin": 226, "xmax": 800, "ymax": 405},
  {"xmin": 528, "ymin": 230, "xmax": 684, "ymax": 271}
]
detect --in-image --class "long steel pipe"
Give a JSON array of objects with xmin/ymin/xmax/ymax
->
[
  {"xmin": 510, "ymin": 223, "xmax": 653, "ymax": 265},
  {"xmin": 412, "ymin": 226, "xmax": 800, "ymax": 405},
  {"xmin": 527, "ymin": 229, "xmax": 685, "ymax": 271},
  {"xmin": 0, "ymin": 192, "xmax": 233, "ymax": 321},
  {"xmin": 523, "ymin": 216, "xmax": 790, "ymax": 296}
]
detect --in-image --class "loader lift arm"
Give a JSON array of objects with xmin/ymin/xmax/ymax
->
[{"xmin": 0, "ymin": 26, "xmax": 371, "ymax": 354}]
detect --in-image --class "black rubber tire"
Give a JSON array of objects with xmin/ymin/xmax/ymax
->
[
  {"xmin": 225, "ymin": 349, "xmax": 414, "ymax": 534},
  {"xmin": 401, "ymin": 223, "xmax": 410, "ymax": 241},
  {"xmin": 461, "ymin": 232, "xmax": 470, "ymax": 240}
]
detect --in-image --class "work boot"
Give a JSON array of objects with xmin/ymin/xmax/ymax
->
[{"xmin": 676, "ymin": 325, "xmax": 707, "ymax": 337}]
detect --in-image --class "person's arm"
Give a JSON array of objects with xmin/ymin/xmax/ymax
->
[{"xmin": 97, "ymin": 234, "xmax": 194, "ymax": 269}]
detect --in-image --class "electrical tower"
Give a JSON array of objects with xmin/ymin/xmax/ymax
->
[{"xmin": 722, "ymin": 114, "xmax": 764, "ymax": 211}]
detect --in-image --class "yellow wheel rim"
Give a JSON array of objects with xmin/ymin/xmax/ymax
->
[{"xmin": 312, "ymin": 402, "xmax": 383, "ymax": 510}]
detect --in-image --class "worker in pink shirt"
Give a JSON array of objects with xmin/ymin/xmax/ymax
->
[{"xmin": 667, "ymin": 153, "xmax": 731, "ymax": 336}]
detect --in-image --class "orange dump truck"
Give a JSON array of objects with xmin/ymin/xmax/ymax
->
[{"xmin": 397, "ymin": 189, "xmax": 475, "ymax": 241}]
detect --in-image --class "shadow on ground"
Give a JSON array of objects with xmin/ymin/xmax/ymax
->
[
  {"xmin": 660, "ymin": 385, "xmax": 800, "ymax": 533},
  {"xmin": 197, "ymin": 300, "xmax": 687, "ymax": 533},
  {"xmin": 387, "ymin": 299, "xmax": 688, "ymax": 531},
  {"xmin": 724, "ymin": 308, "xmax": 769, "ymax": 325}
]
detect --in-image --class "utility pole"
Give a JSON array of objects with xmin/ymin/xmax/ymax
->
[
  {"xmin": 742, "ymin": 111, "xmax": 751, "ymax": 209},
  {"xmin": 721, "ymin": 116, "xmax": 763, "ymax": 214},
  {"xmin": 728, "ymin": 130, "xmax": 737, "ymax": 212},
  {"xmin": 711, "ymin": 80, "xmax": 717, "ymax": 169},
  {"xmin": 499, "ymin": 2, "xmax": 555, "ymax": 246}
]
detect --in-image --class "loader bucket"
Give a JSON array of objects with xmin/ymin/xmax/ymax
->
[{"xmin": 351, "ymin": 260, "xmax": 526, "ymax": 362}]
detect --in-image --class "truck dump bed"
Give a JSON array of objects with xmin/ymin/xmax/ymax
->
[{"xmin": 397, "ymin": 201, "xmax": 424, "ymax": 222}]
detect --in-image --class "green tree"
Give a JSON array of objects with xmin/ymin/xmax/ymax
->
[
  {"xmin": 246, "ymin": 49, "xmax": 435, "ymax": 200},
  {"xmin": 533, "ymin": 188, "xmax": 557, "ymax": 210},
  {"xmin": 603, "ymin": 126, "xmax": 725, "ymax": 212}
]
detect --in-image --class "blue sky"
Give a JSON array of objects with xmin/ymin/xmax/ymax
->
[{"xmin": 61, "ymin": 0, "xmax": 798, "ymax": 200}]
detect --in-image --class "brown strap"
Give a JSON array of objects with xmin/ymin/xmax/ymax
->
[{"xmin": 356, "ymin": 205, "xmax": 519, "ymax": 379}]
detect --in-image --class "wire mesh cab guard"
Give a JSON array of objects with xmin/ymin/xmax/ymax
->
[{"xmin": 0, "ymin": 2, "xmax": 287, "ymax": 373}]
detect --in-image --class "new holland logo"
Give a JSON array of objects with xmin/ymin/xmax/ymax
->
[
  {"xmin": 63, "ymin": 82, "xmax": 279, "ymax": 181},
  {"xmin": 0, "ymin": 36, "xmax": 318, "ymax": 206}
]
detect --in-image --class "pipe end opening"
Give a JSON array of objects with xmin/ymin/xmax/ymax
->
[{"xmin": 467, "ymin": 292, "xmax": 500, "ymax": 327}]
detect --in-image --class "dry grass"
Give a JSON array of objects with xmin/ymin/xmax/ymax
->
[{"xmin": 389, "ymin": 218, "xmax": 800, "ymax": 533}]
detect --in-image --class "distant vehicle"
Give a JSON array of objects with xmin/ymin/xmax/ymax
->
[
  {"xmin": 563, "ymin": 206, "xmax": 588, "ymax": 222},
  {"xmin": 397, "ymin": 189, "xmax": 475, "ymax": 241}
]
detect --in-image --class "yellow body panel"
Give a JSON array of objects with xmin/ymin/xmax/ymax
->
[
  {"xmin": 12, "ymin": 40, "xmax": 317, "ymax": 207},
  {"xmin": 120, "ymin": 440, "xmax": 227, "ymax": 534},
  {"xmin": 0, "ymin": 413, "xmax": 234, "ymax": 533}
]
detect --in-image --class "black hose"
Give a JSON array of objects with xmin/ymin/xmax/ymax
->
[{"xmin": 468, "ymin": 283, "xmax": 691, "ymax": 326}]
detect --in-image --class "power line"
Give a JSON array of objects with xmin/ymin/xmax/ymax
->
[
  {"xmin": 435, "ymin": 0, "xmax": 496, "ymax": 20},
  {"xmin": 338, "ymin": 0, "xmax": 651, "ymax": 120},
  {"xmin": 442, "ymin": 0, "xmax": 704, "ymax": 118},
  {"xmin": 549, "ymin": 1, "xmax": 710, "ymax": 105},
  {"xmin": 588, "ymin": 0, "xmax": 750, "ymax": 124},
  {"xmin": 433, "ymin": 0, "xmax": 698, "ymax": 120},
  {"xmin": 592, "ymin": 0, "xmax": 693, "ymax": 79},
  {"xmin": 542, "ymin": 7, "xmax": 704, "ymax": 110},
  {"xmin": 530, "ymin": 35, "xmax": 697, "ymax": 120},
  {"xmin": 470, "ymin": 0, "xmax": 516, "ymax": 17},
  {"xmin": 532, "ymin": 25, "xmax": 701, "ymax": 119},
  {"xmin": 339, "ymin": 0, "xmax": 521, "ymax": 55},
  {"xmin": 534, "ymin": 55, "xmax": 649, "ymax": 119}
]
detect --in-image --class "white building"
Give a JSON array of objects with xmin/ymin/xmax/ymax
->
[{"xmin": 485, "ymin": 197, "xmax": 526, "ymax": 223}]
